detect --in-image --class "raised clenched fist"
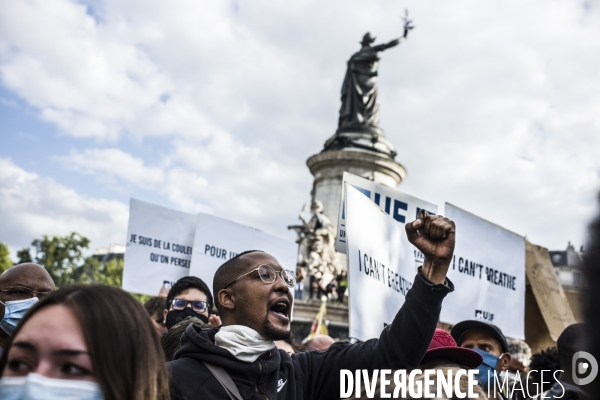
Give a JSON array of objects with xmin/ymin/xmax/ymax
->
[{"xmin": 405, "ymin": 210, "xmax": 455, "ymax": 284}]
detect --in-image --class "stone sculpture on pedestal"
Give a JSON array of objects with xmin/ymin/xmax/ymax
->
[{"xmin": 288, "ymin": 201, "xmax": 339, "ymax": 286}]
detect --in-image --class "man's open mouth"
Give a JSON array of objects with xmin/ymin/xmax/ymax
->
[{"xmin": 269, "ymin": 299, "xmax": 291, "ymax": 322}]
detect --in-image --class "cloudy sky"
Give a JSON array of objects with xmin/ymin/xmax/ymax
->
[{"xmin": 1, "ymin": 0, "xmax": 599, "ymax": 257}]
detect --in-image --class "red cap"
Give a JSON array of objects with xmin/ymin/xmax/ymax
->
[{"xmin": 421, "ymin": 329, "xmax": 483, "ymax": 369}]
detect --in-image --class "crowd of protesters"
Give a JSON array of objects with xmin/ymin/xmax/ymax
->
[
  {"xmin": 0, "ymin": 207, "xmax": 599, "ymax": 399},
  {"xmin": 305, "ymin": 270, "xmax": 348, "ymax": 302}
]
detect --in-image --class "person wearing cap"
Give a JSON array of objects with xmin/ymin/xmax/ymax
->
[
  {"xmin": 451, "ymin": 320, "xmax": 512, "ymax": 399},
  {"xmin": 420, "ymin": 328, "xmax": 483, "ymax": 369},
  {"xmin": 415, "ymin": 329, "xmax": 486, "ymax": 398},
  {"xmin": 355, "ymin": 330, "xmax": 487, "ymax": 399}
]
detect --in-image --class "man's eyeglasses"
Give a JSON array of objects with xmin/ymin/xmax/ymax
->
[
  {"xmin": 224, "ymin": 264, "xmax": 296, "ymax": 289},
  {"xmin": 171, "ymin": 299, "xmax": 209, "ymax": 314},
  {"xmin": 0, "ymin": 285, "xmax": 52, "ymax": 300}
]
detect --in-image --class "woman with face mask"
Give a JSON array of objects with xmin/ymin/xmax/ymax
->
[{"xmin": 0, "ymin": 285, "xmax": 170, "ymax": 400}]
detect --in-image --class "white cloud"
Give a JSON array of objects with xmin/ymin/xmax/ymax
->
[
  {"xmin": 0, "ymin": 158, "xmax": 128, "ymax": 253},
  {"xmin": 0, "ymin": 0, "xmax": 221, "ymax": 141},
  {"xmin": 0, "ymin": 0, "xmax": 599, "ymax": 251},
  {"xmin": 58, "ymin": 139, "xmax": 310, "ymax": 236},
  {"xmin": 58, "ymin": 148, "xmax": 166, "ymax": 190}
]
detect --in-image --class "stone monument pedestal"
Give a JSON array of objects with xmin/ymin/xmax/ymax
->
[
  {"xmin": 306, "ymin": 148, "xmax": 406, "ymax": 230},
  {"xmin": 290, "ymin": 147, "xmax": 406, "ymax": 342}
]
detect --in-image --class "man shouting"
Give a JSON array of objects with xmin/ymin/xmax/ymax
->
[{"xmin": 168, "ymin": 212, "xmax": 456, "ymax": 399}]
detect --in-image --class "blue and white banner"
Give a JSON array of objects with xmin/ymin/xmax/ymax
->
[
  {"xmin": 345, "ymin": 185, "xmax": 416, "ymax": 340},
  {"xmin": 336, "ymin": 172, "xmax": 437, "ymax": 267}
]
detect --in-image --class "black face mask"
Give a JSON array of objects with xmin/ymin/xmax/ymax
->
[{"xmin": 165, "ymin": 308, "xmax": 209, "ymax": 329}]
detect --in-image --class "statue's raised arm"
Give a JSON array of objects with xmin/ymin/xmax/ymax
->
[{"xmin": 376, "ymin": 10, "xmax": 415, "ymax": 51}]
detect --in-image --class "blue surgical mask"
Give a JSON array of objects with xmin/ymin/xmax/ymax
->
[
  {"xmin": 0, "ymin": 373, "xmax": 103, "ymax": 400},
  {"xmin": 0, "ymin": 297, "xmax": 39, "ymax": 336},
  {"xmin": 472, "ymin": 348, "xmax": 501, "ymax": 389}
]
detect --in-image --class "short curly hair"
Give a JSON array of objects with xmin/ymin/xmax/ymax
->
[{"xmin": 528, "ymin": 347, "xmax": 560, "ymax": 393}]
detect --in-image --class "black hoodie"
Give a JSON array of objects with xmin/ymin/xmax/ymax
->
[{"xmin": 167, "ymin": 270, "xmax": 453, "ymax": 400}]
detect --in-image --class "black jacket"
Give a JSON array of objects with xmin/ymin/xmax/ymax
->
[{"xmin": 167, "ymin": 271, "xmax": 453, "ymax": 400}]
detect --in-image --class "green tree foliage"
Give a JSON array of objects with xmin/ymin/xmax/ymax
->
[
  {"xmin": 19, "ymin": 232, "xmax": 124, "ymax": 289},
  {"xmin": 30, "ymin": 233, "xmax": 90, "ymax": 287},
  {"xmin": 71, "ymin": 257, "xmax": 124, "ymax": 287},
  {"xmin": 97, "ymin": 258, "xmax": 124, "ymax": 287},
  {"xmin": 0, "ymin": 243, "xmax": 13, "ymax": 274},
  {"xmin": 130, "ymin": 293, "xmax": 153, "ymax": 304},
  {"xmin": 16, "ymin": 248, "xmax": 32, "ymax": 264}
]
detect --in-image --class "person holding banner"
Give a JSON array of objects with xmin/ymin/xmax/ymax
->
[{"xmin": 167, "ymin": 211, "xmax": 456, "ymax": 400}]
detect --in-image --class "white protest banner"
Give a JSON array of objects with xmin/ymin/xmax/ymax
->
[
  {"xmin": 345, "ymin": 184, "xmax": 416, "ymax": 340},
  {"xmin": 336, "ymin": 172, "xmax": 437, "ymax": 266},
  {"xmin": 189, "ymin": 213, "xmax": 297, "ymax": 292},
  {"xmin": 123, "ymin": 199, "xmax": 196, "ymax": 296},
  {"xmin": 441, "ymin": 203, "xmax": 526, "ymax": 339}
]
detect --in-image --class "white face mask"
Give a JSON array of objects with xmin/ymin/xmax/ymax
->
[
  {"xmin": 0, "ymin": 297, "xmax": 39, "ymax": 336},
  {"xmin": 0, "ymin": 373, "xmax": 103, "ymax": 400}
]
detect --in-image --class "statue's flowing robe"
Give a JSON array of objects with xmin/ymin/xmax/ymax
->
[{"xmin": 338, "ymin": 46, "xmax": 385, "ymax": 131}]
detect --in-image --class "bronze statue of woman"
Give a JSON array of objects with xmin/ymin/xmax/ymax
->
[{"xmin": 338, "ymin": 13, "xmax": 414, "ymax": 135}]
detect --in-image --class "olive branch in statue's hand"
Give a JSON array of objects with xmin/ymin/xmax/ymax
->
[{"xmin": 402, "ymin": 9, "xmax": 415, "ymax": 38}]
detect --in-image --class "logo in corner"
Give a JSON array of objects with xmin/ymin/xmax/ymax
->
[
  {"xmin": 573, "ymin": 351, "xmax": 598, "ymax": 385},
  {"xmin": 277, "ymin": 379, "xmax": 287, "ymax": 392}
]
